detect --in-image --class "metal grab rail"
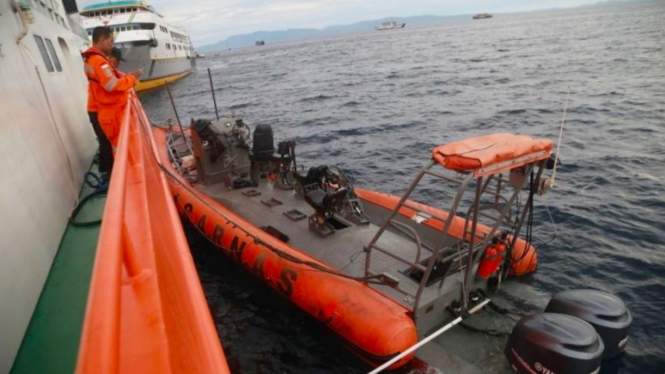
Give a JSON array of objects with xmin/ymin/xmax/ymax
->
[{"xmin": 76, "ymin": 93, "xmax": 230, "ymax": 374}]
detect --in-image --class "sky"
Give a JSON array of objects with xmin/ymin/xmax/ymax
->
[{"xmin": 77, "ymin": 0, "xmax": 606, "ymax": 47}]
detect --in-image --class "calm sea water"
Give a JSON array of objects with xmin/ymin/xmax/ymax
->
[{"xmin": 141, "ymin": 3, "xmax": 665, "ymax": 373}]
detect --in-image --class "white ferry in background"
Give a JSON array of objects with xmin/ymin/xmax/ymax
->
[
  {"xmin": 472, "ymin": 13, "xmax": 493, "ymax": 19},
  {"xmin": 79, "ymin": 0, "xmax": 195, "ymax": 91},
  {"xmin": 375, "ymin": 21, "xmax": 406, "ymax": 30}
]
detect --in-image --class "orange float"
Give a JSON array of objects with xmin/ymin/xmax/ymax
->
[{"xmin": 509, "ymin": 241, "xmax": 538, "ymax": 276}]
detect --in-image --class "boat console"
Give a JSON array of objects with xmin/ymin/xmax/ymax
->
[{"xmin": 190, "ymin": 117, "xmax": 252, "ymax": 186}]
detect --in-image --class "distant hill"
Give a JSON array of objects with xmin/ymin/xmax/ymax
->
[
  {"xmin": 197, "ymin": 15, "xmax": 466, "ymax": 52},
  {"xmin": 196, "ymin": 0, "xmax": 650, "ymax": 51}
]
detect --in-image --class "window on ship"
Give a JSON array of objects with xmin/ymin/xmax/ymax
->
[
  {"xmin": 33, "ymin": 35, "xmax": 54, "ymax": 73},
  {"xmin": 45, "ymin": 38, "xmax": 62, "ymax": 72}
]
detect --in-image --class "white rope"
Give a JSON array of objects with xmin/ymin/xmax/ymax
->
[
  {"xmin": 368, "ymin": 298, "xmax": 491, "ymax": 374},
  {"xmin": 550, "ymin": 86, "xmax": 570, "ymax": 186}
]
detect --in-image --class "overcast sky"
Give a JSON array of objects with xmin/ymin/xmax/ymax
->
[{"xmin": 77, "ymin": 0, "xmax": 604, "ymax": 46}]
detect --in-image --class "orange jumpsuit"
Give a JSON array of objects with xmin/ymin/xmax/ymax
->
[{"xmin": 82, "ymin": 47, "xmax": 136, "ymax": 148}]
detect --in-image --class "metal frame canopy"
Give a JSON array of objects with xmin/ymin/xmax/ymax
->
[{"xmin": 364, "ymin": 133, "xmax": 553, "ymax": 323}]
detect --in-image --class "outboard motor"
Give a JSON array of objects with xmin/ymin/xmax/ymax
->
[
  {"xmin": 505, "ymin": 313, "xmax": 604, "ymax": 374},
  {"xmin": 544, "ymin": 289, "xmax": 632, "ymax": 359},
  {"xmin": 252, "ymin": 124, "xmax": 274, "ymax": 161}
]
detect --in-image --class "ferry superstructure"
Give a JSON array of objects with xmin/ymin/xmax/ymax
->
[{"xmin": 79, "ymin": 0, "xmax": 195, "ymax": 91}]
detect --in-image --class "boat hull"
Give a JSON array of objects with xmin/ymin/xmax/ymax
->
[
  {"xmin": 116, "ymin": 44, "xmax": 194, "ymax": 90},
  {"xmin": 154, "ymin": 129, "xmax": 418, "ymax": 369}
]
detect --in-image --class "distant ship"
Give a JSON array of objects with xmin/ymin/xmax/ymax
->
[
  {"xmin": 375, "ymin": 21, "xmax": 406, "ymax": 31},
  {"xmin": 79, "ymin": 1, "xmax": 195, "ymax": 91},
  {"xmin": 473, "ymin": 13, "xmax": 493, "ymax": 19},
  {"xmin": 255, "ymin": 40, "xmax": 265, "ymax": 46}
]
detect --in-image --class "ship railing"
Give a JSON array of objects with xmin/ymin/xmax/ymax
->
[{"xmin": 76, "ymin": 92, "xmax": 229, "ymax": 374}]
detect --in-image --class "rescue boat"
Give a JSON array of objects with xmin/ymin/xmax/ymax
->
[{"xmin": 153, "ymin": 117, "xmax": 556, "ymax": 369}]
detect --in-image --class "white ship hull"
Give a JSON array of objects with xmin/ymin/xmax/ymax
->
[
  {"xmin": 0, "ymin": 1, "xmax": 95, "ymax": 370},
  {"xmin": 116, "ymin": 43, "xmax": 194, "ymax": 81}
]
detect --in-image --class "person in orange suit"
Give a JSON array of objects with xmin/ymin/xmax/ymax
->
[
  {"xmin": 86, "ymin": 82, "xmax": 113, "ymax": 175},
  {"xmin": 82, "ymin": 26, "xmax": 142, "ymax": 151},
  {"xmin": 85, "ymin": 52, "xmax": 114, "ymax": 175}
]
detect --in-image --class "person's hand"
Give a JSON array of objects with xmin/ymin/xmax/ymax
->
[{"xmin": 129, "ymin": 69, "xmax": 143, "ymax": 79}]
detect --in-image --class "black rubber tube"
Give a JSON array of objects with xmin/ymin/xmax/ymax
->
[{"xmin": 69, "ymin": 189, "xmax": 107, "ymax": 227}]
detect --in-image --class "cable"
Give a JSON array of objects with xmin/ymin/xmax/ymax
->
[
  {"xmin": 69, "ymin": 189, "xmax": 107, "ymax": 227},
  {"xmin": 533, "ymin": 202, "xmax": 558, "ymax": 248},
  {"xmin": 458, "ymin": 321, "xmax": 511, "ymax": 337},
  {"xmin": 513, "ymin": 172, "xmax": 536, "ymax": 265},
  {"xmin": 69, "ymin": 172, "xmax": 108, "ymax": 227},
  {"xmin": 175, "ymin": 181, "xmax": 384, "ymax": 284},
  {"xmin": 180, "ymin": 204, "xmax": 384, "ymax": 284},
  {"xmin": 339, "ymin": 250, "xmax": 364, "ymax": 272},
  {"xmin": 18, "ymin": 41, "xmax": 80, "ymax": 208},
  {"xmin": 550, "ymin": 86, "xmax": 570, "ymax": 187}
]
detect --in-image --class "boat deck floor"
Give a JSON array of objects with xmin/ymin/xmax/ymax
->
[
  {"xmin": 200, "ymin": 180, "xmax": 427, "ymax": 292},
  {"xmin": 10, "ymin": 173, "xmax": 105, "ymax": 374}
]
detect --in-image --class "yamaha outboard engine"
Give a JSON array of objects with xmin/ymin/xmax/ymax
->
[
  {"xmin": 505, "ymin": 313, "xmax": 604, "ymax": 374},
  {"xmin": 544, "ymin": 289, "xmax": 631, "ymax": 359}
]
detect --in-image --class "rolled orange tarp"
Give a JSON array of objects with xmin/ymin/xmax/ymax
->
[{"xmin": 432, "ymin": 133, "xmax": 552, "ymax": 174}]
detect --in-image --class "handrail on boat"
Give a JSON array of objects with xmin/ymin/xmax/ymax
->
[{"xmin": 76, "ymin": 93, "xmax": 230, "ymax": 374}]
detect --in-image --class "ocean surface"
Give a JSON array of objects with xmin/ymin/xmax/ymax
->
[{"xmin": 140, "ymin": 2, "xmax": 665, "ymax": 373}]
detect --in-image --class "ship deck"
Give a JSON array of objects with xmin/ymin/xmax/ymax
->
[{"xmin": 10, "ymin": 172, "xmax": 105, "ymax": 374}]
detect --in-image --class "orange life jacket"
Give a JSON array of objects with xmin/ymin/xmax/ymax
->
[{"xmin": 81, "ymin": 47, "xmax": 136, "ymax": 109}]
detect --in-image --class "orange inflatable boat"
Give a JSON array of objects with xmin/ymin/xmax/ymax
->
[
  {"xmin": 152, "ymin": 118, "xmax": 553, "ymax": 369},
  {"xmin": 155, "ymin": 128, "xmax": 418, "ymax": 368}
]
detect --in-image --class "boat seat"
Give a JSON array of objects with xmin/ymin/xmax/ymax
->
[
  {"xmin": 304, "ymin": 187, "xmax": 348, "ymax": 237},
  {"xmin": 293, "ymin": 165, "xmax": 328, "ymax": 194},
  {"xmin": 305, "ymin": 187, "xmax": 347, "ymax": 216}
]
